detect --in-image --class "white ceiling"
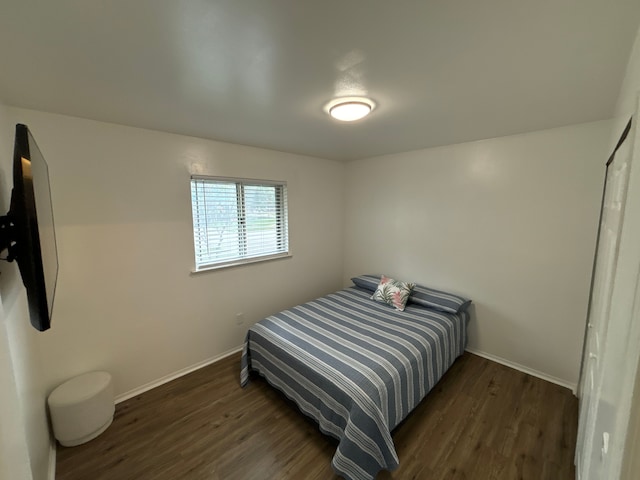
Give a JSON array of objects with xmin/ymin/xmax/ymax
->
[{"xmin": 1, "ymin": 1, "xmax": 639, "ymax": 161}]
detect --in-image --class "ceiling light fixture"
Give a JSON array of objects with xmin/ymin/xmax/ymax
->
[{"xmin": 326, "ymin": 97, "xmax": 375, "ymax": 122}]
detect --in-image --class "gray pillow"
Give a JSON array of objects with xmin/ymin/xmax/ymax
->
[
  {"xmin": 351, "ymin": 274, "xmax": 471, "ymax": 314},
  {"xmin": 350, "ymin": 274, "xmax": 381, "ymax": 293}
]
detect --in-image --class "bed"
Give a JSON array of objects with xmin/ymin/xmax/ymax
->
[{"xmin": 241, "ymin": 278, "xmax": 470, "ymax": 480}]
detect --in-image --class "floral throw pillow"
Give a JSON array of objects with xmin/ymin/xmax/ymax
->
[{"xmin": 371, "ymin": 275, "xmax": 415, "ymax": 311}]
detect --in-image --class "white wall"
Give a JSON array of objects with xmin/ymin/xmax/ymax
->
[
  {"xmin": 601, "ymin": 21, "xmax": 640, "ymax": 480},
  {"xmin": 0, "ymin": 306, "xmax": 32, "ymax": 480},
  {"xmin": 619, "ymin": 27, "xmax": 640, "ymax": 478},
  {"xmin": 0, "ymin": 105, "xmax": 53, "ymax": 479},
  {"xmin": 622, "ymin": 356, "xmax": 640, "ymax": 479},
  {"xmin": 615, "ymin": 23, "xmax": 640, "ymax": 121},
  {"xmin": 344, "ymin": 120, "xmax": 612, "ymax": 388},
  {"xmin": 5, "ymin": 107, "xmax": 345, "ymax": 399}
]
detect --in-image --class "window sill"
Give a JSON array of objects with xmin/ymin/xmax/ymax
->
[{"xmin": 190, "ymin": 252, "xmax": 293, "ymax": 274}]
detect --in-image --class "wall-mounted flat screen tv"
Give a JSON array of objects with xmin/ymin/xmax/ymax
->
[{"xmin": 0, "ymin": 124, "xmax": 58, "ymax": 331}]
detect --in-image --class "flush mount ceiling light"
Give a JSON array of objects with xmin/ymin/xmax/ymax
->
[{"xmin": 326, "ymin": 97, "xmax": 375, "ymax": 122}]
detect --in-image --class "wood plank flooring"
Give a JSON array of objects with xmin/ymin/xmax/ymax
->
[{"xmin": 56, "ymin": 352, "xmax": 577, "ymax": 480}]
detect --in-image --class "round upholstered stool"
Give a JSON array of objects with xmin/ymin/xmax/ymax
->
[{"xmin": 48, "ymin": 371, "xmax": 114, "ymax": 447}]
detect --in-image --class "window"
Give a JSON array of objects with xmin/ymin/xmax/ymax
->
[{"xmin": 190, "ymin": 176, "xmax": 289, "ymax": 271}]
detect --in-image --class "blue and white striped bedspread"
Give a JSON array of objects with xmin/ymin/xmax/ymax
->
[{"xmin": 240, "ymin": 287, "xmax": 468, "ymax": 480}]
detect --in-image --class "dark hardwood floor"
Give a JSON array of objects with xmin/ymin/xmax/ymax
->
[{"xmin": 56, "ymin": 352, "xmax": 577, "ymax": 480}]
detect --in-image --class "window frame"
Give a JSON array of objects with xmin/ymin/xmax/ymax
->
[{"xmin": 189, "ymin": 175, "xmax": 290, "ymax": 272}]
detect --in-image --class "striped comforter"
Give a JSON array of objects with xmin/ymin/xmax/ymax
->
[{"xmin": 240, "ymin": 287, "xmax": 468, "ymax": 480}]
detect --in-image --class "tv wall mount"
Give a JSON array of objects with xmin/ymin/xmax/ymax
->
[{"xmin": 0, "ymin": 213, "xmax": 19, "ymax": 262}]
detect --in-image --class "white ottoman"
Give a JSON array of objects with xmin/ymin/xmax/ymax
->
[{"xmin": 48, "ymin": 371, "xmax": 114, "ymax": 447}]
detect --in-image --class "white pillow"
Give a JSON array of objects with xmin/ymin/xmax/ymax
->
[{"xmin": 371, "ymin": 275, "xmax": 415, "ymax": 311}]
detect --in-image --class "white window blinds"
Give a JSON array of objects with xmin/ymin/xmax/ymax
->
[{"xmin": 190, "ymin": 176, "xmax": 289, "ymax": 270}]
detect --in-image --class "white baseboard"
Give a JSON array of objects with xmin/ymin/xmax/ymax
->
[
  {"xmin": 465, "ymin": 348, "xmax": 578, "ymax": 394},
  {"xmin": 48, "ymin": 436, "xmax": 56, "ymax": 480},
  {"xmin": 115, "ymin": 346, "xmax": 243, "ymax": 404}
]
